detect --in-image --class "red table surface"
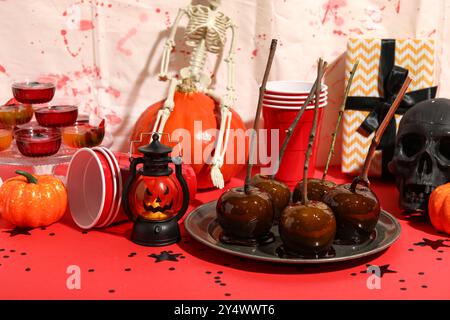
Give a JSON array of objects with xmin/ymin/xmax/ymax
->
[{"xmin": 0, "ymin": 164, "xmax": 448, "ymax": 300}]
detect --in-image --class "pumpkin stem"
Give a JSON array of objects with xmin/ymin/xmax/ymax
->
[{"xmin": 15, "ymin": 170, "xmax": 38, "ymax": 184}]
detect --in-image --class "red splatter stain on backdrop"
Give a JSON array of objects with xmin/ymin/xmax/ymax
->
[
  {"xmin": 349, "ymin": 28, "xmax": 363, "ymax": 35},
  {"xmin": 116, "ymin": 28, "xmax": 137, "ymax": 56},
  {"xmin": 38, "ymin": 65, "xmax": 122, "ymax": 124},
  {"xmin": 105, "ymin": 86, "xmax": 121, "ymax": 99},
  {"xmin": 396, "ymin": 0, "xmax": 401, "ymax": 13},
  {"xmin": 322, "ymin": 0, "xmax": 347, "ymax": 25},
  {"xmin": 164, "ymin": 11, "xmax": 172, "ymax": 30},
  {"xmin": 79, "ymin": 20, "xmax": 94, "ymax": 31},
  {"xmin": 60, "ymin": 29, "xmax": 83, "ymax": 58}
]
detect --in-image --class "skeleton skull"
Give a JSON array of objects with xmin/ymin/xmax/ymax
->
[
  {"xmin": 208, "ymin": 0, "xmax": 222, "ymax": 10},
  {"xmin": 389, "ymin": 98, "xmax": 450, "ymax": 212}
]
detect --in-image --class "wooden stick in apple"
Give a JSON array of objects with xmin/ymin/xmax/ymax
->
[
  {"xmin": 302, "ymin": 58, "xmax": 327, "ymax": 205},
  {"xmin": 292, "ymin": 61, "xmax": 358, "ymax": 203},
  {"xmin": 216, "ymin": 39, "xmax": 279, "ymax": 246},
  {"xmin": 244, "ymin": 39, "xmax": 278, "ymax": 194},
  {"xmin": 278, "ymin": 58, "xmax": 337, "ymax": 257},
  {"xmin": 322, "ymin": 61, "xmax": 359, "ymax": 181},
  {"xmin": 322, "ymin": 76, "xmax": 412, "ymax": 245},
  {"xmin": 350, "ymin": 76, "xmax": 412, "ymax": 192},
  {"xmin": 271, "ymin": 63, "xmax": 327, "ymax": 180}
]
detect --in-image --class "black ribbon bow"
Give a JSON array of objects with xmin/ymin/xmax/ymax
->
[{"xmin": 345, "ymin": 39, "xmax": 437, "ymax": 177}]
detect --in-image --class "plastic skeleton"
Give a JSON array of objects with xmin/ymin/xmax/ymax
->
[{"xmin": 154, "ymin": 0, "xmax": 237, "ymax": 189}]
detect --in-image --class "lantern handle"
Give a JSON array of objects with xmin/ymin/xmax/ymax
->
[
  {"xmin": 122, "ymin": 157, "xmax": 145, "ymax": 222},
  {"xmin": 172, "ymin": 156, "xmax": 189, "ymax": 222},
  {"xmin": 128, "ymin": 131, "xmax": 173, "ymax": 162}
]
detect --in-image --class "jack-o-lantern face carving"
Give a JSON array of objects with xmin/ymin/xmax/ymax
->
[
  {"xmin": 143, "ymin": 187, "xmax": 173, "ymax": 214},
  {"xmin": 128, "ymin": 175, "xmax": 181, "ymax": 221}
]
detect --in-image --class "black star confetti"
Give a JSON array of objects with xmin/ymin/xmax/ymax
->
[
  {"xmin": 413, "ymin": 238, "xmax": 450, "ymax": 250},
  {"xmin": 3, "ymin": 227, "xmax": 32, "ymax": 237},
  {"xmin": 360, "ymin": 264, "xmax": 397, "ymax": 277},
  {"xmin": 149, "ymin": 251, "xmax": 182, "ymax": 263}
]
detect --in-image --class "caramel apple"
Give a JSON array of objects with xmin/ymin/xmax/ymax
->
[
  {"xmin": 250, "ymin": 174, "xmax": 290, "ymax": 222},
  {"xmin": 292, "ymin": 178, "xmax": 336, "ymax": 202},
  {"xmin": 323, "ymin": 76, "xmax": 412, "ymax": 245},
  {"xmin": 322, "ymin": 183, "xmax": 379, "ymax": 244},
  {"xmin": 216, "ymin": 39, "xmax": 278, "ymax": 246},
  {"xmin": 216, "ymin": 186, "xmax": 274, "ymax": 245},
  {"xmin": 280, "ymin": 201, "xmax": 336, "ymax": 256},
  {"xmin": 279, "ymin": 59, "xmax": 336, "ymax": 257}
]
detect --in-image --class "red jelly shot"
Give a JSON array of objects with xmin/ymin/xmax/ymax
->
[
  {"xmin": 12, "ymin": 81, "xmax": 56, "ymax": 104},
  {"xmin": 35, "ymin": 105, "xmax": 78, "ymax": 127},
  {"xmin": 15, "ymin": 127, "xmax": 61, "ymax": 157}
]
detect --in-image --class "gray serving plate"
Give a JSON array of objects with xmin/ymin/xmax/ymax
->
[{"xmin": 184, "ymin": 201, "xmax": 401, "ymax": 264}]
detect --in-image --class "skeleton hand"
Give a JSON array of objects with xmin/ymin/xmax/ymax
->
[
  {"xmin": 210, "ymin": 157, "xmax": 225, "ymax": 189},
  {"xmin": 222, "ymin": 91, "xmax": 236, "ymax": 108},
  {"xmin": 162, "ymin": 98, "xmax": 175, "ymax": 112}
]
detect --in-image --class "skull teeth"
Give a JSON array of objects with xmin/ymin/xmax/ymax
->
[{"xmin": 403, "ymin": 184, "xmax": 435, "ymax": 204}]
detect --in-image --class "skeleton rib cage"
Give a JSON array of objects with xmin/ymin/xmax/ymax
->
[{"xmin": 184, "ymin": 5, "xmax": 231, "ymax": 54}]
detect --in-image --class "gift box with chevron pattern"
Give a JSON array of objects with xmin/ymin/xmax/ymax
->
[{"xmin": 342, "ymin": 38, "xmax": 436, "ymax": 178}]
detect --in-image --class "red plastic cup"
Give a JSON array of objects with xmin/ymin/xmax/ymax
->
[{"xmin": 263, "ymin": 103, "xmax": 325, "ymax": 188}]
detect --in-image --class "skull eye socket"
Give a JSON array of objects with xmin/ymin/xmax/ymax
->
[
  {"xmin": 399, "ymin": 133, "xmax": 425, "ymax": 157},
  {"xmin": 438, "ymin": 136, "xmax": 450, "ymax": 161}
]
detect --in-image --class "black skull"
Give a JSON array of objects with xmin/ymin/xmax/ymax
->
[{"xmin": 389, "ymin": 98, "xmax": 450, "ymax": 212}]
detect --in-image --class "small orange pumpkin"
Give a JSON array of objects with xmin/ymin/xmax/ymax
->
[
  {"xmin": 0, "ymin": 170, "xmax": 67, "ymax": 228},
  {"xmin": 428, "ymin": 183, "xmax": 450, "ymax": 235}
]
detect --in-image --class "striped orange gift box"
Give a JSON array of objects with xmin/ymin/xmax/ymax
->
[{"xmin": 342, "ymin": 38, "xmax": 436, "ymax": 178}]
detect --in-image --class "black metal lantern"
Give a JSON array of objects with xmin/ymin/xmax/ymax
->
[{"xmin": 122, "ymin": 133, "xmax": 189, "ymax": 246}]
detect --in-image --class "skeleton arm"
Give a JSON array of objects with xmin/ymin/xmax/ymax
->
[
  {"xmin": 224, "ymin": 24, "xmax": 237, "ymax": 106},
  {"xmin": 210, "ymin": 23, "xmax": 237, "ymax": 189},
  {"xmin": 159, "ymin": 7, "xmax": 188, "ymax": 80}
]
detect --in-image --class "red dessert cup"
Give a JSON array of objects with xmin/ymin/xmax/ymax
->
[
  {"xmin": 14, "ymin": 126, "xmax": 61, "ymax": 157},
  {"xmin": 0, "ymin": 104, "xmax": 34, "ymax": 126},
  {"xmin": 62, "ymin": 119, "xmax": 105, "ymax": 148},
  {"xmin": 12, "ymin": 81, "xmax": 56, "ymax": 104},
  {"xmin": 0, "ymin": 125, "xmax": 13, "ymax": 152}
]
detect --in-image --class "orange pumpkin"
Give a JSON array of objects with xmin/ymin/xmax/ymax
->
[
  {"xmin": 132, "ymin": 90, "xmax": 248, "ymax": 189},
  {"xmin": 428, "ymin": 183, "xmax": 450, "ymax": 235},
  {"xmin": 0, "ymin": 170, "xmax": 67, "ymax": 228}
]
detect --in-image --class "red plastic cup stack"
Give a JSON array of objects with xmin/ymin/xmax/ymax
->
[
  {"xmin": 66, "ymin": 148, "xmax": 198, "ymax": 230},
  {"xmin": 262, "ymin": 81, "xmax": 328, "ymax": 188},
  {"xmin": 67, "ymin": 147, "xmax": 125, "ymax": 229}
]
